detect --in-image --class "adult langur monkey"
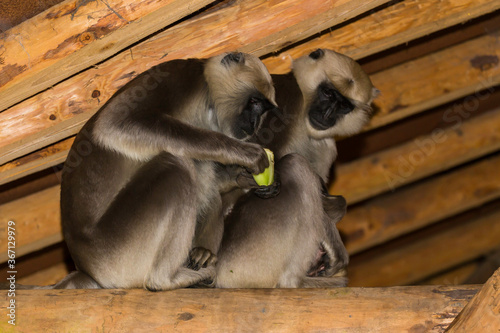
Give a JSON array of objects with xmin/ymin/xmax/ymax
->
[
  {"xmin": 57, "ymin": 52, "xmax": 278, "ymax": 290},
  {"xmin": 216, "ymin": 153, "xmax": 348, "ymax": 288},
  {"xmin": 215, "ymin": 49, "xmax": 379, "ymax": 288}
]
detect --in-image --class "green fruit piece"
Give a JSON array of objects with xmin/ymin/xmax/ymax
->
[{"xmin": 253, "ymin": 148, "xmax": 275, "ymax": 186}]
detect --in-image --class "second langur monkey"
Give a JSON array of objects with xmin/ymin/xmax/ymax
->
[
  {"xmin": 216, "ymin": 153, "xmax": 348, "ymax": 288},
  {"xmin": 57, "ymin": 52, "xmax": 277, "ymax": 290},
  {"xmin": 215, "ymin": 49, "xmax": 379, "ymax": 287}
]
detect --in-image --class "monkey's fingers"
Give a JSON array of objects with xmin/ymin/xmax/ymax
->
[
  {"xmin": 236, "ymin": 171, "xmax": 260, "ymax": 189},
  {"xmin": 188, "ymin": 247, "xmax": 217, "ymax": 270}
]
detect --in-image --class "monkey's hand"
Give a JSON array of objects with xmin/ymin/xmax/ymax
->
[
  {"xmin": 188, "ymin": 247, "xmax": 217, "ymax": 271},
  {"xmin": 234, "ymin": 142, "xmax": 269, "ymax": 175}
]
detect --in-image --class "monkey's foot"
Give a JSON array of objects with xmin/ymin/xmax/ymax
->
[
  {"xmin": 188, "ymin": 247, "xmax": 217, "ymax": 271},
  {"xmin": 307, "ymin": 246, "xmax": 329, "ymax": 277}
]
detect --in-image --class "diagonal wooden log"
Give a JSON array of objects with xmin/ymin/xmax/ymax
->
[
  {"xmin": 262, "ymin": 0, "xmax": 500, "ymax": 73},
  {"xmin": 0, "ymin": 186, "xmax": 61, "ymax": 263},
  {"xmin": 340, "ymin": 153, "xmax": 500, "ymax": 255},
  {"xmin": 0, "ymin": 285, "xmax": 480, "ymax": 331},
  {"xmin": 445, "ymin": 268, "xmax": 500, "ymax": 332},
  {"xmin": 348, "ymin": 208, "xmax": 500, "ymax": 287},
  {"xmin": 0, "ymin": 0, "xmax": 389, "ymax": 166},
  {"xmin": 0, "ymin": 0, "xmax": 215, "ymax": 113},
  {"xmin": 367, "ymin": 30, "xmax": 500, "ymax": 131},
  {"xmin": 330, "ymin": 108, "xmax": 500, "ymax": 204}
]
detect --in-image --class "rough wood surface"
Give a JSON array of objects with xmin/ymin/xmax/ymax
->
[
  {"xmin": 0, "ymin": 0, "xmax": 388, "ymax": 166},
  {"xmin": 17, "ymin": 262, "xmax": 68, "ymax": 286},
  {"xmin": 0, "ymin": 138, "xmax": 73, "ymax": 186},
  {"xmin": 348, "ymin": 209, "xmax": 500, "ymax": 287},
  {"xmin": 339, "ymin": 153, "xmax": 500, "ymax": 254},
  {"xmin": 0, "ymin": 186, "xmax": 61, "ymax": 263},
  {"xmin": 446, "ymin": 268, "xmax": 500, "ymax": 332},
  {"xmin": 262, "ymin": 0, "xmax": 500, "ymax": 73},
  {"xmin": 330, "ymin": 109, "xmax": 500, "ymax": 204},
  {"xmin": 0, "ymin": 285, "xmax": 480, "ymax": 332},
  {"xmin": 366, "ymin": 31, "xmax": 500, "ymax": 131},
  {"xmin": 0, "ymin": 0, "xmax": 215, "ymax": 112}
]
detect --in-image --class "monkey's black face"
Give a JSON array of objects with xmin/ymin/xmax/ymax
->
[
  {"xmin": 234, "ymin": 92, "xmax": 277, "ymax": 139},
  {"xmin": 308, "ymin": 81, "xmax": 355, "ymax": 130}
]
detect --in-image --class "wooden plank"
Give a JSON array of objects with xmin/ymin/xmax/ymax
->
[
  {"xmin": 446, "ymin": 268, "xmax": 500, "ymax": 332},
  {"xmin": 339, "ymin": 153, "xmax": 500, "ymax": 254},
  {"xmin": 0, "ymin": 186, "xmax": 61, "ymax": 263},
  {"xmin": 0, "ymin": 138, "xmax": 73, "ymax": 186},
  {"xmin": 0, "ymin": 285, "xmax": 479, "ymax": 332},
  {"xmin": 330, "ymin": 108, "xmax": 500, "ymax": 204},
  {"xmin": 0, "ymin": 0, "xmax": 390, "ymax": 166},
  {"xmin": 262, "ymin": 0, "xmax": 500, "ymax": 73},
  {"xmin": 419, "ymin": 262, "xmax": 479, "ymax": 286},
  {"xmin": 17, "ymin": 262, "xmax": 69, "ymax": 286},
  {"xmin": 0, "ymin": 0, "xmax": 215, "ymax": 112},
  {"xmin": 348, "ymin": 208, "xmax": 500, "ymax": 287},
  {"xmin": 366, "ymin": 31, "xmax": 500, "ymax": 131}
]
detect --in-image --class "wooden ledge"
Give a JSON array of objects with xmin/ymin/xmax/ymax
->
[{"xmin": 1, "ymin": 285, "xmax": 480, "ymax": 331}]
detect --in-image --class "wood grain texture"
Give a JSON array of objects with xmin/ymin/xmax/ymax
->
[
  {"xmin": 0, "ymin": 138, "xmax": 73, "ymax": 186},
  {"xmin": 330, "ymin": 109, "xmax": 500, "ymax": 204},
  {"xmin": 348, "ymin": 209, "xmax": 500, "ymax": 287},
  {"xmin": 0, "ymin": 285, "xmax": 480, "ymax": 332},
  {"xmin": 262, "ymin": 0, "xmax": 500, "ymax": 73},
  {"xmin": 0, "ymin": 186, "xmax": 61, "ymax": 263},
  {"xmin": 17, "ymin": 262, "xmax": 69, "ymax": 286},
  {"xmin": 0, "ymin": 0, "xmax": 215, "ymax": 112},
  {"xmin": 367, "ymin": 31, "xmax": 500, "ymax": 131},
  {"xmin": 419, "ymin": 262, "xmax": 479, "ymax": 286},
  {"xmin": 339, "ymin": 153, "xmax": 500, "ymax": 254},
  {"xmin": 445, "ymin": 268, "xmax": 500, "ymax": 332},
  {"xmin": 0, "ymin": 0, "xmax": 390, "ymax": 166}
]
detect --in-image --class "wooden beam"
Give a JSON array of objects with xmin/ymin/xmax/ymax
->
[
  {"xmin": 0, "ymin": 186, "xmax": 61, "ymax": 263},
  {"xmin": 17, "ymin": 262, "xmax": 69, "ymax": 286},
  {"xmin": 0, "ymin": 138, "xmax": 73, "ymax": 186},
  {"xmin": 419, "ymin": 262, "xmax": 479, "ymax": 286},
  {"xmin": 367, "ymin": 31, "xmax": 500, "ymax": 131},
  {"xmin": 340, "ymin": 153, "xmax": 500, "ymax": 254},
  {"xmin": 262, "ymin": 0, "xmax": 500, "ymax": 73},
  {"xmin": 0, "ymin": 0, "xmax": 215, "ymax": 113},
  {"xmin": 0, "ymin": 0, "xmax": 388, "ymax": 166},
  {"xmin": 0, "ymin": 285, "xmax": 479, "ymax": 331},
  {"xmin": 348, "ymin": 208, "xmax": 500, "ymax": 287},
  {"xmin": 330, "ymin": 109, "xmax": 500, "ymax": 204},
  {"xmin": 445, "ymin": 268, "xmax": 500, "ymax": 332}
]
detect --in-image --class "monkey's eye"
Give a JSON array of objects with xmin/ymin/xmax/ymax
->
[
  {"xmin": 321, "ymin": 86, "xmax": 334, "ymax": 99},
  {"xmin": 222, "ymin": 52, "xmax": 244, "ymax": 66},
  {"xmin": 309, "ymin": 49, "xmax": 324, "ymax": 60}
]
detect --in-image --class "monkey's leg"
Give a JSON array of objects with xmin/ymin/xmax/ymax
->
[
  {"xmin": 80, "ymin": 153, "xmax": 212, "ymax": 290},
  {"xmin": 300, "ymin": 275, "xmax": 348, "ymax": 288}
]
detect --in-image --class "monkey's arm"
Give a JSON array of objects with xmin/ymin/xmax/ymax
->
[{"xmin": 94, "ymin": 111, "xmax": 268, "ymax": 174}]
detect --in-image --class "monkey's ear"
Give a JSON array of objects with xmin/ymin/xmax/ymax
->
[
  {"xmin": 372, "ymin": 87, "xmax": 381, "ymax": 99},
  {"xmin": 309, "ymin": 49, "xmax": 325, "ymax": 60},
  {"xmin": 322, "ymin": 195, "xmax": 347, "ymax": 223},
  {"xmin": 221, "ymin": 52, "xmax": 244, "ymax": 66}
]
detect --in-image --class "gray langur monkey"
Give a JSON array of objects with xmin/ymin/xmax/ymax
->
[
  {"xmin": 216, "ymin": 153, "xmax": 348, "ymax": 288},
  {"xmin": 215, "ymin": 49, "xmax": 379, "ymax": 288},
  {"xmin": 57, "ymin": 52, "xmax": 278, "ymax": 290},
  {"xmin": 262, "ymin": 48, "xmax": 380, "ymax": 180}
]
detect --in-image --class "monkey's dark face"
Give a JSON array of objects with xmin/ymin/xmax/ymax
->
[
  {"xmin": 293, "ymin": 48, "xmax": 379, "ymax": 139},
  {"xmin": 308, "ymin": 81, "xmax": 355, "ymax": 131},
  {"xmin": 205, "ymin": 52, "xmax": 277, "ymax": 140},
  {"xmin": 233, "ymin": 92, "xmax": 277, "ymax": 139}
]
